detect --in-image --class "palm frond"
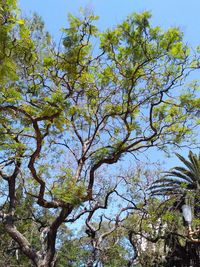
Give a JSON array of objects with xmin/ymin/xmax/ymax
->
[
  {"xmin": 188, "ymin": 151, "xmax": 200, "ymax": 180},
  {"xmin": 151, "ymin": 151, "xmax": 200, "ymax": 201},
  {"xmin": 151, "ymin": 187, "xmax": 183, "ymax": 196},
  {"xmin": 165, "ymin": 170, "xmax": 194, "ymax": 184},
  {"xmin": 175, "ymin": 152, "xmax": 196, "ymax": 173}
]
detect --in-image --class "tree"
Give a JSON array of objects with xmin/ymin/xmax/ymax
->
[
  {"xmin": 150, "ymin": 151, "xmax": 200, "ymax": 215},
  {"xmin": 150, "ymin": 152, "xmax": 200, "ymax": 266},
  {"xmin": 0, "ymin": 0, "xmax": 199, "ymax": 266}
]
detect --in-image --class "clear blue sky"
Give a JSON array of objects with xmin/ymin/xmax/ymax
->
[
  {"xmin": 18, "ymin": 0, "xmax": 200, "ymax": 168},
  {"xmin": 19, "ymin": 0, "xmax": 200, "ymax": 47}
]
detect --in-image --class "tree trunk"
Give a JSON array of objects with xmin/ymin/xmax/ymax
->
[
  {"xmin": 37, "ymin": 261, "xmax": 56, "ymax": 267},
  {"xmin": 36, "ymin": 256, "xmax": 57, "ymax": 267}
]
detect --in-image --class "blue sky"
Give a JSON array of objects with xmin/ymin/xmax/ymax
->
[
  {"xmin": 18, "ymin": 0, "xmax": 200, "ymax": 168},
  {"xmin": 19, "ymin": 0, "xmax": 200, "ymax": 47}
]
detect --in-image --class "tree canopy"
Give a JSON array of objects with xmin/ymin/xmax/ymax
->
[{"xmin": 0, "ymin": 0, "xmax": 200, "ymax": 266}]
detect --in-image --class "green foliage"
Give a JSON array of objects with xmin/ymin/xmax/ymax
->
[
  {"xmin": 52, "ymin": 179, "xmax": 86, "ymax": 205},
  {"xmin": 0, "ymin": 2, "xmax": 199, "ymax": 267},
  {"xmin": 102, "ymin": 245, "xmax": 129, "ymax": 267},
  {"xmin": 151, "ymin": 151, "xmax": 200, "ymax": 199}
]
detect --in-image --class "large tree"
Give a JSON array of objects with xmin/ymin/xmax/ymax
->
[{"xmin": 0, "ymin": 0, "xmax": 199, "ymax": 266}]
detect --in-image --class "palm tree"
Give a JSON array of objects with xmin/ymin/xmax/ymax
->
[
  {"xmin": 150, "ymin": 151, "xmax": 200, "ymax": 215},
  {"xmin": 150, "ymin": 151, "xmax": 200, "ymax": 267}
]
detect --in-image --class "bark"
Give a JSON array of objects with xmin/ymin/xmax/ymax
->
[
  {"xmin": 4, "ymin": 216, "xmax": 39, "ymax": 266},
  {"xmin": 36, "ymin": 206, "xmax": 73, "ymax": 267}
]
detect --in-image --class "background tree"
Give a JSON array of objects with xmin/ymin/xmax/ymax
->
[
  {"xmin": 0, "ymin": 0, "xmax": 200, "ymax": 266},
  {"xmin": 151, "ymin": 151, "xmax": 200, "ymax": 218},
  {"xmin": 149, "ymin": 151, "xmax": 200, "ymax": 266}
]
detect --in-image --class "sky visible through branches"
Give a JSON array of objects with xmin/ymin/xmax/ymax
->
[{"xmin": 18, "ymin": 0, "xmax": 200, "ymax": 168}]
